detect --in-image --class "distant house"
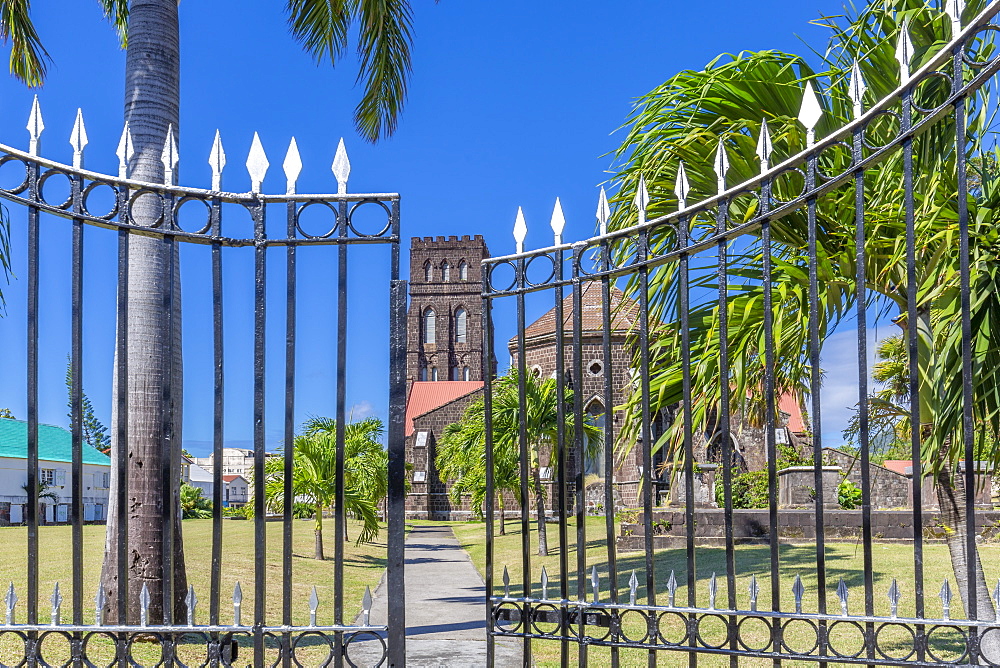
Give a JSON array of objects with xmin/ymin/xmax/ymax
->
[
  {"xmin": 182, "ymin": 454, "xmax": 215, "ymax": 498},
  {"xmin": 222, "ymin": 474, "xmax": 249, "ymax": 508},
  {"xmin": 0, "ymin": 418, "xmax": 112, "ymax": 525}
]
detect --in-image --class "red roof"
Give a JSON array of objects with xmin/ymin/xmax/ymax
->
[
  {"xmin": 779, "ymin": 393, "xmax": 806, "ymax": 433},
  {"xmin": 222, "ymin": 474, "xmax": 247, "ymax": 483},
  {"xmin": 405, "ymin": 381, "xmax": 483, "ymax": 436}
]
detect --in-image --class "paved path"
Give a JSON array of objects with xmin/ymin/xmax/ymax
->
[{"xmin": 348, "ymin": 525, "xmax": 522, "ymax": 667}]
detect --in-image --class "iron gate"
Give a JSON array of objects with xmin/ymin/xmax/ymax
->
[
  {"xmin": 0, "ymin": 115, "xmax": 406, "ymax": 666},
  {"xmin": 483, "ymin": 1, "xmax": 1000, "ymax": 666}
]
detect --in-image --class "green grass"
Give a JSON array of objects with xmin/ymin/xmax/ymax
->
[
  {"xmin": 0, "ymin": 517, "xmax": 387, "ymax": 666},
  {"xmin": 453, "ymin": 516, "xmax": 1000, "ymax": 667}
]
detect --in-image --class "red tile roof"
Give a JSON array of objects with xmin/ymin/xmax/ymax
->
[
  {"xmin": 405, "ymin": 381, "xmax": 483, "ymax": 436},
  {"xmin": 222, "ymin": 474, "xmax": 246, "ymax": 483},
  {"xmin": 779, "ymin": 393, "xmax": 806, "ymax": 433}
]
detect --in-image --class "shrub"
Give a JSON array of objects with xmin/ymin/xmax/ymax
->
[{"xmin": 838, "ymin": 479, "xmax": 863, "ymax": 509}]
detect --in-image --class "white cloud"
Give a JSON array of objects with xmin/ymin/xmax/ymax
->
[
  {"xmin": 348, "ymin": 401, "xmax": 374, "ymax": 420},
  {"xmin": 816, "ymin": 326, "xmax": 880, "ymax": 448}
]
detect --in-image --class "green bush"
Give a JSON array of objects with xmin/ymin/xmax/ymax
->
[
  {"xmin": 838, "ymin": 479, "xmax": 863, "ymax": 509},
  {"xmin": 180, "ymin": 482, "xmax": 213, "ymax": 519}
]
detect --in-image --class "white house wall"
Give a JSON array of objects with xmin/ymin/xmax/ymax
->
[{"xmin": 0, "ymin": 456, "xmax": 111, "ymax": 525}]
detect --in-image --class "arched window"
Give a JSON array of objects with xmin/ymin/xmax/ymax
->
[
  {"xmin": 423, "ymin": 308, "xmax": 436, "ymax": 344},
  {"xmin": 462, "ymin": 366, "xmax": 470, "ymax": 381},
  {"xmin": 431, "ymin": 367, "xmax": 439, "ymax": 381},
  {"xmin": 459, "ymin": 261, "xmax": 468, "ymax": 281},
  {"xmin": 583, "ymin": 399, "xmax": 606, "ymax": 478},
  {"xmin": 423, "ymin": 261, "xmax": 432, "ymax": 282},
  {"xmin": 441, "ymin": 261, "xmax": 451, "ymax": 282},
  {"xmin": 455, "ymin": 307, "xmax": 467, "ymax": 343},
  {"xmin": 419, "ymin": 366, "xmax": 428, "ymax": 382}
]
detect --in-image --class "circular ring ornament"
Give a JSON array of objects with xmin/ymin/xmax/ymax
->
[
  {"xmin": 81, "ymin": 181, "xmax": 121, "ymax": 220},
  {"xmin": 173, "ymin": 196, "xmax": 213, "ymax": 236},
  {"xmin": 295, "ymin": 200, "xmax": 339, "ymax": 239},
  {"xmin": 779, "ymin": 618, "xmax": 819, "ymax": 656},
  {"xmin": 493, "ymin": 602, "xmax": 524, "ymax": 634},
  {"xmin": 575, "ymin": 239, "xmax": 606, "ymax": 278},
  {"xmin": 910, "ymin": 71, "xmax": 955, "ymax": 115},
  {"xmin": 127, "ymin": 189, "xmax": 167, "ymax": 230},
  {"xmin": 36, "ymin": 630, "xmax": 74, "ymax": 668},
  {"xmin": 815, "ymin": 141, "xmax": 854, "ymax": 182},
  {"xmin": 961, "ymin": 26, "xmax": 1000, "ymax": 68},
  {"xmin": 347, "ymin": 199, "xmax": 393, "ymax": 238},
  {"xmin": 0, "ymin": 155, "xmax": 30, "ymax": 195},
  {"xmin": 524, "ymin": 253, "xmax": 556, "ymax": 288},
  {"xmin": 735, "ymin": 615, "xmax": 773, "ymax": 653},
  {"xmin": 529, "ymin": 603, "xmax": 563, "ymax": 637},
  {"xmin": 486, "ymin": 261, "xmax": 517, "ymax": 293},
  {"xmin": 344, "ymin": 631, "xmax": 387, "ymax": 668},
  {"xmin": 695, "ymin": 614, "xmax": 730, "ymax": 649},
  {"xmin": 861, "ymin": 110, "xmax": 902, "ymax": 151},
  {"xmin": 618, "ymin": 609, "xmax": 652, "ymax": 644},
  {"xmin": 769, "ymin": 168, "xmax": 807, "ymax": 205},
  {"xmin": 580, "ymin": 606, "xmax": 612, "ymax": 643},
  {"xmin": 81, "ymin": 631, "xmax": 120, "ymax": 668},
  {"xmin": 0, "ymin": 630, "xmax": 28, "ymax": 668},
  {"xmin": 826, "ymin": 619, "xmax": 867, "ymax": 659},
  {"xmin": 925, "ymin": 623, "xmax": 969, "ymax": 664},
  {"xmin": 655, "ymin": 611, "xmax": 690, "ymax": 646},
  {"xmin": 874, "ymin": 621, "xmax": 916, "ymax": 662},
  {"xmin": 37, "ymin": 169, "xmax": 74, "ymax": 210},
  {"xmin": 172, "ymin": 631, "xmax": 211, "ymax": 668},
  {"xmin": 290, "ymin": 630, "xmax": 334, "ymax": 668},
  {"xmin": 125, "ymin": 633, "xmax": 165, "ymax": 668}
]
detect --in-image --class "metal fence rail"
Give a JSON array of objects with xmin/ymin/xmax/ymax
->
[{"xmin": 483, "ymin": 1, "xmax": 1000, "ymax": 666}]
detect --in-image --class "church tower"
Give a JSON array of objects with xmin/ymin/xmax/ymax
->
[{"xmin": 406, "ymin": 235, "xmax": 490, "ymax": 394}]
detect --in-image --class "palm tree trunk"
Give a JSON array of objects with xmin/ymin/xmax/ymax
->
[
  {"xmin": 314, "ymin": 504, "xmax": 324, "ymax": 560},
  {"xmin": 532, "ymin": 468, "xmax": 548, "ymax": 556},
  {"xmin": 99, "ymin": 0, "xmax": 187, "ymax": 625},
  {"xmin": 498, "ymin": 494, "xmax": 506, "ymax": 536}
]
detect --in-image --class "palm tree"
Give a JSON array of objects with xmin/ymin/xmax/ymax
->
[
  {"xmin": 610, "ymin": 0, "xmax": 1000, "ymax": 639},
  {"xmin": 21, "ymin": 481, "xmax": 58, "ymax": 521},
  {"xmin": 1, "ymin": 0, "xmax": 416, "ymax": 623},
  {"xmin": 437, "ymin": 371, "xmax": 601, "ymax": 556},
  {"xmin": 262, "ymin": 417, "xmax": 386, "ymax": 559}
]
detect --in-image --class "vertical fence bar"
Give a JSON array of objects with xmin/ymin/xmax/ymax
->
[
  {"xmin": 161, "ymin": 230, "xmax": 176, "ymax": 647},
  {"xmin": 26, "ymin": 159, "xmax": 39, "ymax": 642},
  {"xmin": 482, "ymin": 279, "xmax": 496, "ymax": 668},
  {"xmin": 210, "ymin": 197, "xmax": 224, "ymax": 630},
  {"xmin": 514, "ymin": 255, "xmax": 531, "ymax": 666},
  {"xmin": 115, "ymin": 224, "xmax": 129, "ymax": 663},
  {"xmin": 283, "ymin": 199, "xmax": 297, "ymax": 667},
  {"xmin": 678, "ymin": 213, "xmax": 696, "ymax": 668},
  {"xmin": 334, "ymin": 198, "xmax": 348, "ymax": 667},
  {"xmin": 70, "ymin": 170, "xmax": 84, "ymax": 647},
  {"xmin": 571, "ymin": 246, "xmax": 587, "ymax": 667},
  {"xmin": 252, "ymin": 200, "xmax": 268, "ymax": 667},
  {"xmin": 386, "ymin": 198, "xmax": 407, "ymax": 668},
  {"xmin": 599, "ymin": 246, "xmax": 619, "ymax": 668},
  {"xmin": 637, "ymin": 228, "xmax": 656, "ymax": 668},
  {"xmin": 552, "ymin": 246, "xmax": 569, "ymax": 667}
]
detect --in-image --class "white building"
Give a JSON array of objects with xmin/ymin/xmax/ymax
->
[
  {"xmin": 0, "ymin": 418, "xmax": 112, "ymax": 525},
  {"xmin": 222, "ymin": 475, "xmax": 249, "ymax": 507},
  {"xmin": 193, "ymin": 448, "xmax": 256, "ymax": 478}
]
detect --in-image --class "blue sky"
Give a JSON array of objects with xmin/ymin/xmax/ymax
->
[{"xmin": 0, "ymin": 0, "xmax": 882, "ymax": 454}]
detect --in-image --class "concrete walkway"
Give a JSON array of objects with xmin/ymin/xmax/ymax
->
[{"xmin": 347, "ymin": 525, "xmax": 522, "ymax": 667}]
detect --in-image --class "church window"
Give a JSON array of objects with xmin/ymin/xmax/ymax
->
[
  {"xmin": 459, "ymin": 261, "xmax": 468, "ymax": 280},
  {"xmin": 423, "ymin": 261, "xmax": 432, "ymax": 282},
  {"xmin": 431, "ymin": 367, "xmax": 439, "ymax": 381},
  {"xmin": 423, "ymin": 308, "xmax": 436, "ymax": 344},
  {"xmin": 455, "ymin": 307, "xmax": 467, "ymax": 343},
  {"xmin": 419, "ymin": 366, "xmax": 428, "ymax": 381},
  {"xmin": 442, "ymin": 261, "xmax": 451, "ymax": 282},
  {"xmin": 462, "ymin": 366, "xmax": 470, "ymax": 381},
  {"xmin": 587, "ymin": 359, "xmax": 604, "ymax": 377}
]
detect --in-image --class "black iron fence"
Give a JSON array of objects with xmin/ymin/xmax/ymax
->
[{"xmin": 483, "ymin": 2, "xmax": 1000, "ymax": 666}]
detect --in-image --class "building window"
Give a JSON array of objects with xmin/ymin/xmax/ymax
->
[
  {"xmin": 431, "ymin": 367, "xmax": 439, "ymax": 381},
  {"xmin": 459, "ymin": 260, "xmax": 468, "ymax": 280},
  {"xmin": 419, "ymin": 366, "xmax": 428, "ymax": 381},
  {"xmin": 442, "ymin": 261, "xmax": 451, "ymax": 282},
  {"xmin": 587, "ymin": 359, "xmax": 604, "ymax": 377},
  {"xmin": 423, "ymin": 308, "xmax": 436, "ymax": 344},
  {"xmin": 462, "ymin": 366, "xmax": 470, "ymax": 381},
  {"xmin": 40, "ymin": 469, "xmax": 55, "ymax": 486},
  {"xmin": 455, "ymin": 307, "xmax": 467, "ymax": 343},
  {"xmin": 423, "ymin": 261, "xmax": 432, "ymax": 282}
]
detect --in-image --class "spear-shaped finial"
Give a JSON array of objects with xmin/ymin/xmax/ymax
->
[
  {"xmin": 946, "ymin": 0, "xmax": 965, "ymax": 36},
  {"xmin": 792, "ymin": 575, "xmax": 805, "ymax": 614},
  {"xmin": 848, "ymin": 61, "xmax": 867, "ymax": 120},
  {"xmin": 896, "ymin": 19, "xmax": 914, "ymax": 84},
  {"xmin": 513, "ymin": 207, "xmax": 527, "ymax": 254},
  {"xmin": 5, "ymin": 583, "xmax": 16, "ymax": 625},
  {"xmin": 940, "ymin": 579, "xmax": 952, "ymax": 620},
  {"xmin": 667, "ymin": 570, "xmax": 678, "ymax": 608},
  {"xmin": 117, "ymin": 122, "xmax": 134, "ymax": 179},
  {"xmin": 888, "ymin": 579, "xmax": 901, "ymax": 618},
  {"xmin": 186, "ymin": 585, "xmax": 198, "ymax": 626},
  {"xmin": 708, "ymin": 573, "xmax": 718, "ymax": 610},
  {"xmin": 550, "ymin": 198, "xmax": 565, "ymax": 245},
  {"xmin": 540, "ymin": 566, "xmax": 549, "ymax": 600},
  {"xmin": 309, "ymin": 586, "xmax": 320, "ymax": 626},
  {"xmin": 596, "ymin": 186, "xmax": 611, "ymax": 235},
  {"xmin": 26, "ymin": 95, "xmax": 43, "ymax": 155},
  {"xmin": 836, "ymin": 577, "xmax": 850, "ymax": 617},
  {"xmin": 502, "ymin": 566, "xmax": 511, "ymax": 599},
  {"xmin": 161, "ymin": 124, "xmax": 179, "ymax": 185},
  {"xmin": 798, "ymin": 81, "xmax": 823, "ymax": 146},
  {"xmin": 332, "ymin": 137, "xmax": 350, "ymax": 195},
  {"xmin": 233, "ymin": 581, "xmax": 243, "ymax": 626},
  {"xmin": 139, "ymin": 582, "xmax": 150, "ymax": 627},
  {"xmin": 713, "ymin": 140, "xmax": 729, "ymax": 194},
  {"xmin": 749, "ymin": 575, "xmax": 759, "ymax": 612},
  {"xmin": 94, "ymin": 584, "xmax": 106, "ymax": 626},
  {"xmin": 591, "ymin": 566, "xmax": 600, "ymax": 604},
  {"xmin": 50, "ymin": 583, "xmax": 62, "ymax": 626},
  {"xmin": 634, "ymin": 174, "xmax": 650, "ymax": 225},
  {"xmin": 675, "ymin": 161, "xmax": 691, "ymax": 211},
  {"xmin": 246, "ymin": 132, "xmax": 269, "ymax": 194},
  {"xmin": 283, "ymin": 137, "xmax": 302, "ymax": 195},
  {"xmin": 362, "ymin": 586, "xmax": 373, "ymax": 626},
  {"xmin": 209, "ymin": 130, "xmax": 226, "ymax": 191},
  {"xmin": 629, "ymin": 570, "xmax": 639, "ymax": 607},
  {"xmin": 70, "ymin": 108, "xmax": 88, "ymax": 169},
  {"xmin": 757, "ymin": 120, "xmax": 773, "ymax": 172}
]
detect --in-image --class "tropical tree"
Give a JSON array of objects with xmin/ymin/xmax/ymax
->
[
  {"xmin": 437, "ymin": 371, "xmax": 602, "ymax": 556},
  {"xmin": 1, "ymin": 0, "xmax": 417, "ymax": 623},
  {"xmin": 261, "ymin": 416, "xmax": 386, "ymax": 559},
  {"xmin": 65, "ymin": 357, "xmax": 110, "ymax": 455},
  {"xmin": 0, "ymin": 408, "xmax": 14, "ymax": 419},
  {"xmin": 179, "ymin": 482, "xmax": 212, "ymax": 519},
  {"xmin": 610, "ymin": 0, "xmax": 1000, "ymax": 637}
]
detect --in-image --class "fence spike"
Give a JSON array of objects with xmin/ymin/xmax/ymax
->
[
  {"xmin": 708, "ymin": 573, "xmax": 718, "ymax": 610},
  {"xmin": 596, "ymin": 186, "xmax": 611, "ymax": 235},
  {"xmin": 798, "ymin": 81, "xmax": 823, "ymax": 146},
  {"xmin": 513, "ymin": 207, "xmax": 527, "ymax": 254},
  {"xmin": 756, "ymin": 119, "xmax": 773, "ymax": 172},
  {"xmin": 940, "ymin": 579, "xmax": 952, "ymax": 620},
  {"xmin": 629, "ymin": 570, "xmax": 639, "ymax": 606},
  {"xmin": 591, "ymin": 566, "xmax": 599, "ymax": 604},
  {"xmin": 161, "ymin": 124, "xmax": 179, "ymax": 185},
  {"xmin": 667, "ymin": 570, "xmax": 678, "ymax": 608},
  {"xmin": 117, "ymin": 122, "xmax": 134, "ymax": 179},
  {"xmin": 209, "ymin": 130, "xmax": 226, "ymax": 191},
  {"xmin": 283, "ymin": 137, "xmax": 302, "ymax": 195},
  {"xmin": 139, "ymin": 582, "xmax": 150, "ymax": 627},
  {"xmin": 5, "ymin": 583, "xmax": 15, "ymax": 625},
  {"xmin": 309, "ymin": 585, "xmax": 319, "ymax": 626},
  {"xmin": 362, "ymin": 586, "xmax": 373, "ymax": 626},
  {"xmin": 849, "ymin": 61, "xmax": 867, "ymax": 120},
  {"xmin": 836, "ymin": 577, "xmax": 849, "ymax": 617},
  {"xmin": 94, "ymin": 584, "xmax": 106, "ymax": 626},
  {"xmin": 713, "ymin": 140, "xmax": 729, "ymax": 194},
  {"xmin": 946, "ymin": 0, "xmax": 965, "ymax": 35},
  {"xmin": 246, "ymin": 132, "xmax": 269, "ymax": 194},
  {"xmin": 186, "ymin": 585, "xmax": 198, "ymax": 626},
  {"xmin": 26, "ymin": 95, "xmax": 43, "ymax": 155},
  {"xmin": 540, "ymin": 566, "xmax": 549, "ymax": 600},
  {"xmin": 233, "ymin": 581, "xmax": 243, "ymax": 626},
  {"xmin": 634, "ymin": 174, "xmax": 650, "ymax": 225},
  {"xmin": 332, "ymin": 137, "xmax": 350, "ymax": 194},
  {"xmin": 70, "ymin": 108, "xmax": 88, "ymax": 169},
  {"xmin": 748, "ymin": 575, "xmax": 759, "ymax": 612},
  {"xmin": 896, "ymin": 19, "xmax": 913, "ymax": 84},
  {"xmin": 50, "ymin": 582, "xmax": 62, "ymax": 626},
  {"xmin": 502, "ymin": 566, "xmax": 510, "ymax": 598},
  {"xmin": 675, "ymin": 162, "xmax": 690, "ymax": 210},
  {"xmin": 888, "ymin": 578, "xmax": 901, "ymax": 618},
  {"xmin": 550, "ymin": 198, "xmax": 565, "ymax": 245},
  {"xmin": 792, "ymin": 574, "xmax": 805, "ymax": 614}
]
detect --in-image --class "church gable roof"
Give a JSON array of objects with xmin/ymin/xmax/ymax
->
[{"xmin": 513, "ymin": 282, "xmax": 641, "ymax": 345}]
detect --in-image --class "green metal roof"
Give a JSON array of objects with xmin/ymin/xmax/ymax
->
[{"xmin": 0, "ymin": 419, "xmax": 111, "ymax": 466}]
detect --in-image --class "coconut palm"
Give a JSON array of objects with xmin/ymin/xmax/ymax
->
[
  {"xmin": 438, "ymin": 371, "xmax": 602, "ymax": 556},
  {"xmin": 1, "ymin": 0, "xmax": 416, "ymax": 623},
  {"xmin": 262, "ymin": 417, "xmax": 386, "ymax": 559},
  {"xmin": 610, "ymin": 0, "xmax": 1000, "ymax": 638}
]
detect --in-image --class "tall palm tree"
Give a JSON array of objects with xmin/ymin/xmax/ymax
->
[
  {"xmin": 610, "ymin": 0, "xmax": 1000, "ymax": 639},
  {"xmin": 1, "ymin": 0, "xmax": 416, "ymax": 623}
]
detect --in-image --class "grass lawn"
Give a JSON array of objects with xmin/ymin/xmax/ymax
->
[
  {"xmin": 453, "ymin": 516, "xmax": 1000, "ymax": 667},
  {"xmin": 0, "ymin": 517, "xmax": 387, "ymax": 666}
]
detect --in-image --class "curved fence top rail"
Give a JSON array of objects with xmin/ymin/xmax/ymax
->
[{"xmin": 482, "ymin": 0, "xmax": 1000, "ymax": 291}]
